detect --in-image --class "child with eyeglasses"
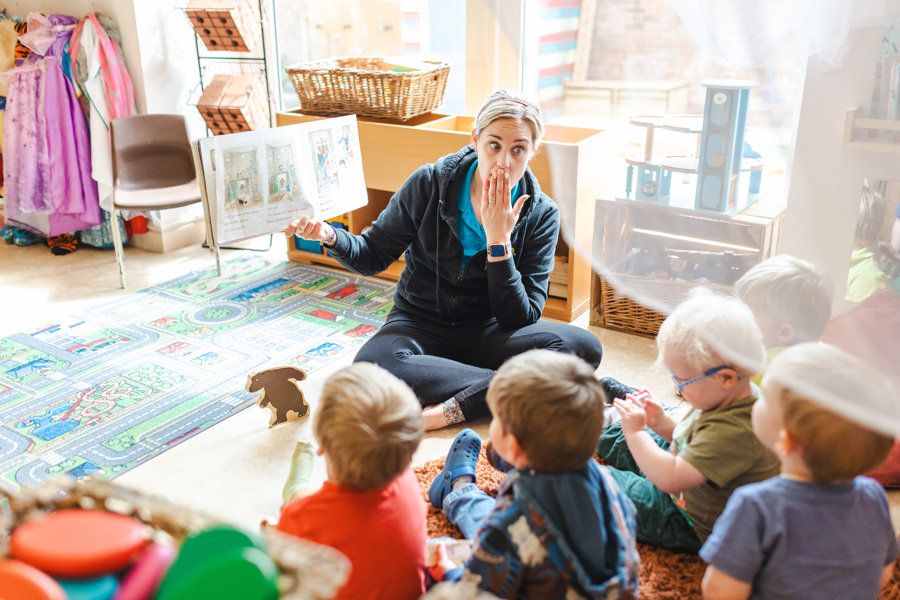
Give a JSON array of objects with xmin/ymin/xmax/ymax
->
[{"xmin": 597, "ymin": 288, "xmax": 781, "ymax": 553}]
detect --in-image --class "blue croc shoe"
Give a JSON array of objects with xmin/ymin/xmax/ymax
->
[
  {"xmin": 428, "ymin": 428, "xmax": 482, "ymax": 509},
  {"xmin": 0, "ymin": 225, "xmax": 17, "ymax": 244}
]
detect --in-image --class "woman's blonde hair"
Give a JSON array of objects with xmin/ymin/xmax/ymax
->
[
  {"xmin": 314, "ymin": 362, "xmax": 424, "ymax": 490},
  {"xmin": 656, "ymin": 287, "xmax": 765, "ymax": 376},
  {"xmin": 856, "ymin": 184, "xmax": 885, "ymax": 249},
  {"xmin": 473, "ymin": 89, "xmax": 544, "ymax": 150}
]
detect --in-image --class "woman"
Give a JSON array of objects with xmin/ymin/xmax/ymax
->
[{"xmin": 287, "ymin": 89, "xmax": 603, "ymax": 430}]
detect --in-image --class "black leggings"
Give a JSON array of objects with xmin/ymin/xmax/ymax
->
[{"xmin": 353, "ymin": 313, "xmax": 603, "ymax": 422}]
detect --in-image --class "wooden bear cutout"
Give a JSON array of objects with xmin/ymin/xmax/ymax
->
[{"xmin": 246, "ymin": 366, "xmax": 309, "ymax": 428}]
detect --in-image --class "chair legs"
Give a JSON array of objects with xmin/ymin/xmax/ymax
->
[{"xmin": 110, "ymin": 206, "xmax": 127, "ymax": 288}]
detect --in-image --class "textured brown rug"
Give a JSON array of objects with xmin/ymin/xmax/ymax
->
[{"xmin": 413, "ymin": 448, "xmax": 900, "ymax": 600}]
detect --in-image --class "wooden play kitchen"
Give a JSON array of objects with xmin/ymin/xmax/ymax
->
[{"xmin": 275, "ymin": 110, "xmax": 606, "ymax": 322}]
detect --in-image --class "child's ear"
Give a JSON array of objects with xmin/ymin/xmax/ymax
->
[
  {"xmin": 776, "ymin": 429, "xmax": 796, "ymax": 457},
  {"xmin": 505, "ymin": 434, "xmax": 529, "ymax": 467},
  {"xmin": 719, "ymin": 367, "xmax": 741, "ymax": 390},
  {"xmin": 777, "ymin": 323, "xmax": 796, "ymax": 344}
]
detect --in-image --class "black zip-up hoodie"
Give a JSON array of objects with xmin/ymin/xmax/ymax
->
[{"xmin": 326, "ymin": 145, "xmax": 560, "ymax": 329}]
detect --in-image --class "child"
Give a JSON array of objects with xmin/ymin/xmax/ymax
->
[
  {"xmin": 700, "ymin": 343, "xmax": 899, "ymax": 600},
  {"xmin": 847, "ymin": 184, "xmax": 889, "ymax": 303},
  {"xmin": 733, "ymin": 254, "xmax": 832, "ymax": 385},
  {"xmin": 276, "ymin": 362, "xmax": 427, "ymax": 600},
  {"xmin": 598, "ymin": 288, "xmax": 781, "ymax": 553},
  {"xmin": 427, "ymin": 349, "xmax": 641, "ymax": 600}
]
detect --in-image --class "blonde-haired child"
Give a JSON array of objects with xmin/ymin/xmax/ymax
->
[
  {"xmin": 733, "ymin": 254, "xmax": 832, "ymax": 385},
  {"xmin": 701, "ymin": 343, "xmax": 899, "ymax": 600},
  {"xmin": 276, "ymin": 362, "xmax": 427, "ymax": 600},
  {"xmin": 428, "ymin": 349, "xmax": 641, "ymax": 599},
  {"xmin": 599, "ymin": 288, "xmax": 781, "ymax": 553}
]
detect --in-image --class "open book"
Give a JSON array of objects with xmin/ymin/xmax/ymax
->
[{"xmin": 193, "ymin": 115, "xmax": 367, "ymax": 248}]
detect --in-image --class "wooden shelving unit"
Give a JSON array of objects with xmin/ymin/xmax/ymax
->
[
  {"xmin": 842, "ymin": 106, "xmax": 900, "ymax": 153},
  {"xmin": 275, "ymin": 110, "xmax": 605, "ymax": 322}
]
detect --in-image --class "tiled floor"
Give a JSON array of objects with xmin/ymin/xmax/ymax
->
[{"xmin": 3, "ymin": 234, "xmax": 897, "ymax": 533}]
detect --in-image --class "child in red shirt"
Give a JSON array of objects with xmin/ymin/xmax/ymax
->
[{"xmin": 276, "ymin": 362, "xmax": 427, "ymax": 600}]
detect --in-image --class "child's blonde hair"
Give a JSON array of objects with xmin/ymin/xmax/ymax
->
[
  {"xmin": 486, "ymin": 350, "xmax": 605, "ymax": 473},
  {"xmin": 763, "ymin": 343, "xmax": 895, "ymax": 484},
  {"xmin": 734, "ymin": 254, "xmax": 832, "ymax": 343},
  {"xmin": 314, "ymin": 362, "xmax": 424, "ymax": 490},
  {"xmin": 656, "ymin": 287, "xmax": 765, "ymax": 377},
  {"xmin": 856, "ymin": 184, "xmax": 885, "ymax": 249}
]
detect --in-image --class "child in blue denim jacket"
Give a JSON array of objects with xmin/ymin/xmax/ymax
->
[{"xmin": 428, "ymin": 350, "xmax": 641, "ymax": 600}]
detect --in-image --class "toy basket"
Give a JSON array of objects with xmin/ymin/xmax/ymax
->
[
  {"xmin": 285, "ymin": 57, "xmax": 450, "ymax": 121},
  {"xmin": 592, "ymin": 273, "xmax": 731, "ymax": 338},
  {"xmin": 0, "ymin": 478, "xmax": 349, "ymax": 600}
]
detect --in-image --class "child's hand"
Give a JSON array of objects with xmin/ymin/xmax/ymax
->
[
  {"xmin": 628, "ymin": 390, "xmax": 664, "ymax": 429},
  {"xmin": 613, "ymin": 397, "xmax": 647, "ymax": 436},
  {"xmin": 427, "ymin": 541, "xmax": 458, "ymax": 582}
]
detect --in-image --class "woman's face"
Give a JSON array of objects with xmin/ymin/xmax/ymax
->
[{"xmin": 472, "ymin": 118, "xmax": 535, "ymax": 190}]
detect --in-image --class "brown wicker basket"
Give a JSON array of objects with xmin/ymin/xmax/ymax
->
[
  {"xmin": 592, "ymin": 273, "xmax": 731, "ymax": 338},
  {"xmin": 285, "ymin": 57, "xmax": 450, "ymax": 121},
  {"xmin": 0, "ymin": 478, "xmax": 349, "ymax": 600}
]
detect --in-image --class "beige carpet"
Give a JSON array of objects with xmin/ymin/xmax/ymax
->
[{"xmin": 414, "ymin": 449, "xmax": 900, "ymax": 600}]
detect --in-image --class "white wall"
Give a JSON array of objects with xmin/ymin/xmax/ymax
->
[{"xmin": 782, "ymin": 24, "xmax": 899, "ymax": 315}]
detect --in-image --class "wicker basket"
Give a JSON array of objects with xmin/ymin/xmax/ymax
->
[
  {"xmin": 0, "ymin": 478, "xmax": 349, "ymax": 600},
  {"xmin": 285, "ymin": 57, "xmax": 450, "ymax": 121},
  {"xmin": 592, "ymin": 273, "xmax": 731, "ymax": 338}
]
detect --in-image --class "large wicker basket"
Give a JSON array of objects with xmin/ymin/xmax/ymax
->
[
  {"xmin": 592, "ymin": 273, "xmax": 731, "ymax": 338},
  {"xmin": 286, "ymin": 57, "xmax": 450, "ymax": 121},
  {"xmin": 0, "ymin": 478, "xmax": 349, "ymax": 600}
]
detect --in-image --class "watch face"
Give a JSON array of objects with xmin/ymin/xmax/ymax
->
[{"xmin": 489, "ymin": 244, "xmax": 508, "ymax": 257}]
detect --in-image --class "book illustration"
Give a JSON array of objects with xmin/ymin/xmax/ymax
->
[
  {"xmin": 266, "ymin": 139, "xmax": 302, "ymax": 205},
  {"xmin": 195, "ymin": 115, "xmax": 367, "ymax": 247},
  {"xmin": 310, "ymin": 129, "xmax": 339, "ymax": 195},
  {"xmin": 222, "ymin": 144, "xmax": 263, "ymax": 213}
]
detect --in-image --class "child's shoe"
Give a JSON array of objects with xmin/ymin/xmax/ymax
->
[
  {"xmin": 600, "ymin": 377, "xmax": 638, "ymax": 403},
  {"xmin": 13, "ymin": 228, "xmax": 42, "ymax": 246},
  {"xmin": 0, "ymin": 225, "xmax": 17, "ymax": 244},
  {"xmin": 48, "ymin": 234, "xmax": 77, "ymax": 255},
  {"xmin": 428, "ymin": 428, "xmax": 481, "ymax": 508}
]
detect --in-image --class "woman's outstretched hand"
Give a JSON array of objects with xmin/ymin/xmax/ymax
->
[
  {"xmin": 286, "ymin": 216, "xmax": 334, "ymax": 244},
  {"xmin": 480, "ymin": 167, "xmax": 529, "ymax": 245}
]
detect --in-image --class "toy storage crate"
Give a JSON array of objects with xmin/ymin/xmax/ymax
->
[
  {"xmin": 590, "ymin": 196, "xmax": 785, "ymax": 338},
  {"xmin": 185, "ymin": 0, "xmax": 260, "ymax": 52},
  {"xmin": 0, "ymin": 478, "xmax": 348, "ymax": 599},
  {"xmin": 197, "ymin": 73, "xmax": 269, "ymax": 135},
  {"xmin": 285, "ymin": 57, "xmax": 450, "ymax": 121}
]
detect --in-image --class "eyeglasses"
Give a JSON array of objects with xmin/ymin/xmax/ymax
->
[{"xmin": 669, "ymin": 365, "xmax": 734, "ymax": 394}]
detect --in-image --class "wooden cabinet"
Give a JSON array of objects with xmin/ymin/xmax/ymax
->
[{"xmin": 275, "ymin": 110, "xmax": 605, "ymax": 322}]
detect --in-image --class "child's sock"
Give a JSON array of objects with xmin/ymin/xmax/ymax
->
[
  {"xmin": 282, "ymin": 441, "xmax": 316, "ymax": 504},
  {"xmin": 450, "ymin": 475, "xmax": 474, "ymax": 491}
]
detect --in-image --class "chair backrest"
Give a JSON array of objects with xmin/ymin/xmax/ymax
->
[{"xmin": 111, "ymin": 114, "xmax": 196, "ymax": 191}]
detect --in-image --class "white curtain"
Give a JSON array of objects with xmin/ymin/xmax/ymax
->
[{"xmin": 670, "ymin": 0, "xmax": 900, "ymax": 70}]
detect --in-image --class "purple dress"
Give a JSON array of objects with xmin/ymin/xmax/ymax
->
[{"xmin": 3, "ymin": 14, "xmax": 99, "ymax": 236}]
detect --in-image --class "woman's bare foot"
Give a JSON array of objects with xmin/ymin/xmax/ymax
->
[{"xmin": 422, "ymin": 404, "xmax": 450, "ymax": 431}]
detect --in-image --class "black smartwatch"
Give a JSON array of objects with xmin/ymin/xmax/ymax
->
[{"xmin": 488, "ymin": 242, "xmax": 512, "ymax": 258}]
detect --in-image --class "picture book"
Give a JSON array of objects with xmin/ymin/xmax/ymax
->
[{"xmin": 193, "ymin": 115, "xmax": 366, "ymax": 247}]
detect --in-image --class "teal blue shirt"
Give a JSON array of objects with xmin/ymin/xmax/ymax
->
[{"xmin": 457, "ymin": 160, "xmax": 520, "ymax": 268}]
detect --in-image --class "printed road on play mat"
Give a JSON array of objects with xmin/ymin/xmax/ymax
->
[{"xmin": 0, "ymin": 254, "xmax": 395, "ymax": 491}]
